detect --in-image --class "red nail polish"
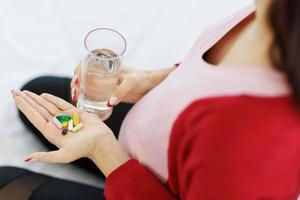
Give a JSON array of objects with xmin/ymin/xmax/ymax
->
[
  {"xmin": 107, "ymin": 101, "xmax": 113, "ymax": 108},
  {"xmin": 174, "ymin": 62, "xmax": 181, "ymax": 67},
  {"xmin": 24, "ymin": 158, "xmax": 32, "ymax": 162},
  {"xmin": 74, "ymin": 77, "xmax": 79, "ymax": 85}
]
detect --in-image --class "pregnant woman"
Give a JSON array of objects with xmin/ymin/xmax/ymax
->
[{"xmin": 3, "ymin": 0, "xmax": 300, "ymax": 199}]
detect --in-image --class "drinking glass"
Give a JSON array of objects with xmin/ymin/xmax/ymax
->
[{"xmin": 77, "ymin": 28, "xmax": 127, "ymax": 120}]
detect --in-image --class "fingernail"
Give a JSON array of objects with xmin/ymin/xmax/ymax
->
[
  {"xmin": 11, "ymin": 89, "xmax": 19, "ymax": 97},
  {"xmin": 174, "ymin": 62, "xmax": 181, "ymax": 67},
  {"xmin": 24, "ymin": 157, "xmax": 37, "ymax": 163},
  {"xmin": 74, "ymin": 76, "xmax": 79, "ymax": 85},
  {"xmin": 107, "ymin": 102, "xmax": 113, "ymax": 108},
  {"xmin": 11, "ymin": 89, "xmax": 18, "ymax": 94},
  {"xmin": 24, "ymin": 158, "xmax": 32, "ymax": 163},
  {"xmin": 107, "ymin": 96, "xmax": 120, "ymax": 107}
]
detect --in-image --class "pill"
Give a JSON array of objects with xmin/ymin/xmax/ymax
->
[
  {"xmin": 56, "ymin": 115, "xmax": 72, "ymax": 123},
  {"xmin": 68, "ymin": 119, "xmax": 74, "ymax": 131},
  {"xmin": 62, "ymin": 128, "xmax": 68, "ymax": 135},
  {"xmin": 52, "ymin": 117, "xmax": 62, "ymax": 129},
  {"xmin": 71, "ymin": 123, "xmax": 83, "ymax": 132},
  {"xmin": 72, "ymin": 112, "xmax": 80, "ymax": 126}
]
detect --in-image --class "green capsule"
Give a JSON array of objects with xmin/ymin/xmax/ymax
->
[{"xmin": 56, "ymin": 115, "xmax": 72, "ymax": 124}]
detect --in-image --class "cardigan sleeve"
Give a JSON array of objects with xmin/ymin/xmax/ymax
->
[{"xmin": 104, "ymin": 159, "xmax": 176, "ymax": 200}]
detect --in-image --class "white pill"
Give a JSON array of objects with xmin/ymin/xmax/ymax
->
[
  {"xmin": 68, "ymin": 119, "xmax": 74, "ymax": 131},
  {"xmin": 52, "ymin": 117, "xmax": 62, "ymax": 129}
]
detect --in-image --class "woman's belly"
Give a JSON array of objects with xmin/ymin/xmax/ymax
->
[{"xmin": 118, "ymin": 60, "xmax": 290, "ymax": 182}]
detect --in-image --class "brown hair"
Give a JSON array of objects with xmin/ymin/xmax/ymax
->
[{"xmin": 269, "ymin": 0, "xmax": 300, "ymax": 101}]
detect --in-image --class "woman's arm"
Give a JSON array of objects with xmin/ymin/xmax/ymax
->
[
  {"xmin": 12, "ymin": 89, "xmax": 178, "ymax": 199},
  {"xmin": 12, "ymin": 88, "xmax": 178, "ymax": 198}
]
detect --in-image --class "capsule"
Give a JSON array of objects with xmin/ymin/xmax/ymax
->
[
  {"xmin": 56, "ymin": 115, "xmax": 72, "ymax": 123},
  {"xmin": 52, "ymin": 117, "xmax": 62, "ymax": 129},
  {"xmin": 62, "ymin": 128, "xmax": 68, "ymax": 135},
  {"xmin": 72, "ymin": 112, "xmax": 80, "ymax": 126},
  {"xmin": 71, "ymin": 123, "xmax": 83, "ymax": 132}
]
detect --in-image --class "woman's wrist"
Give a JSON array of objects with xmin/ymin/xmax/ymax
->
[{"xmin": 89, "ymin": 134, "xmax": 130, "ymax": 177}]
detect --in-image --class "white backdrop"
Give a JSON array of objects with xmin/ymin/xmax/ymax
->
[{"xmin": 0, "ymin": 0, "xmax": 252, "ymax": 187}]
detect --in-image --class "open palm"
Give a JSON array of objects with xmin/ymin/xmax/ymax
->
[{"xmin": 12, "ymin": 90, "xmax": 114, "ymax": 164}]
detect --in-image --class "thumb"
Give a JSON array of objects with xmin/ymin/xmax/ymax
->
[
  {"xmin": 24, "ymin": 149, "xmax": 77, "ymax": 164},
  {"xmin": 107, "ymin": 77, "xmax": 136, "ymax": 107}
]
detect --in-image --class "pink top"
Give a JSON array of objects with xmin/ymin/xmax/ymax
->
[{"xmin": 118, "ymin": 3, "xmax": 291, "ymax": 182}]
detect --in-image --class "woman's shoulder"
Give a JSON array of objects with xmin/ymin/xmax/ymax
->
[{"xmin": 207, "ymin": 3, "xmax": 256, "ymax": 31}]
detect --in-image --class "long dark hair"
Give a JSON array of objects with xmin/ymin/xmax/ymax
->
[{"xmin": 269, "ymin": 0, "xmax": 300, "ymax": 101}]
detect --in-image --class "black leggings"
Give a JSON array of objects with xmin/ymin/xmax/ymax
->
[
  {"xmin": 0, "ymin": 76, "xmax": 133, "ymax": 199},
  {"xmin": 0, "ymin": 166, "xmax": 103, "ymax": 200}
]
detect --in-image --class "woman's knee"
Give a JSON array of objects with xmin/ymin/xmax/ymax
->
[
  {"xmin": 0, "ymin": 166, "xmax": 30, "ymax": 188},
  {"xmin": 20, "ymin": 76, "xmax": 71, "ymax": 97}
]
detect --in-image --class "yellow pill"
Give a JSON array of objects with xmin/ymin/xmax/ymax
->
[
  {"xmin": 71, "ymin": 123, "xmax": 83, "ymax": 133},
  {"xmin": 72, "ymin": 112, "xmax": 80, "ymax": 126}
]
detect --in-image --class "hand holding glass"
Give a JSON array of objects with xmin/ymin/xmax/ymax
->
[{"xmin": 77, "ymin": 28, "xmax": 127, "ymax": 120}]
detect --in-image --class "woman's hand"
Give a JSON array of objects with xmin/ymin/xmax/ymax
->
[
  {"xmin": 71, "ymin": 62, "xmax": 178, "ymax": 107},
  {"xmin": 12, "ymin": 89, "xmax": 130, "ymax": 177}
]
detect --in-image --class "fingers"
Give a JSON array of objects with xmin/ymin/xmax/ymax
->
[
  {"xmin": 71, "ymin": 74, "xmax": 79, "ymax": 101},
  {"xmin": 12, "ymin": 90, "xmax": 47, "ymax": 132},
  {"xmin": 12, "ymin": 90, "xmax": 52, "ymax": 121},
  {"xmin": 23, "ymin": 90, "xmax": 61, "ymax": 116},
  {"xmin": 71, "ymin": 63, "xmax": 81, "ymax": 101},
  {"xmin": 41, "ymin": 93, "xmax": 74, "ymax": 111},
  {"xmin": 24, "ymin": 149, "xmax": 77, "ymax": 164},
  {"xmin": 107, "ymin": 76, "xmax": 137, "ymax": 107}
]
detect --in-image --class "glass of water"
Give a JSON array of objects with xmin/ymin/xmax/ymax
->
[{"xmin": 77, "ymin": 28, "xmax": 127, "ymax": 120}]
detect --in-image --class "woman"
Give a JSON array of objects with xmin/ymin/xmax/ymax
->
[{"xmin": 3, "ymin": 0, "xmax": 300, "ymax": 199}]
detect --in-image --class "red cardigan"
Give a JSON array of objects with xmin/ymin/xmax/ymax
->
[{"xmin": 104, "ymin": 96, "xmax": 300, "ymax": 199}]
